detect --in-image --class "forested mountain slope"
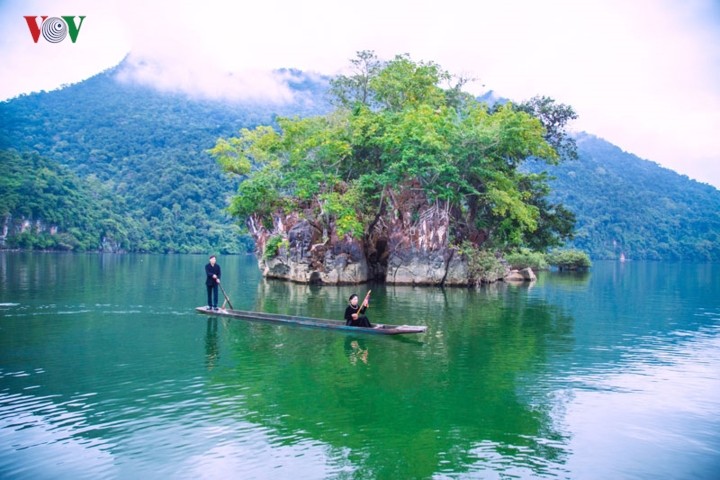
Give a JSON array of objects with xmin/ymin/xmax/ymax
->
[
  {"xmin": 0, "ymin": 150, "xmax": 127, "ymax": 250},
  {"xmin": 525, "ymin": 133, "xmax": 720, "ymax": 260},
  {"xmin": 0, "ymin": 62, "xmax": 329, "ymax": 253}
]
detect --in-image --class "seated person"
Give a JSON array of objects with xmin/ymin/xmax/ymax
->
[{"xmin": 344, "ymin": 294, "xmax": 372, "ymax": 328}]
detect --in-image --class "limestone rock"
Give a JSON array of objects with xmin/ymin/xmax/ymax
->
[
  {"xmin": 386, "ymin": 249, "xmax": 448, "ymax": 285},
  {"xmin": 504, "ymin": 267, "xmax": 536, "ymax": 282},
  {"xmin": 520, "ymin": 267, "xmax": 537, "ymax": 281},
  {"xmin": 259, "ymin": 220, "xmax": 368, "ymax": 284}
]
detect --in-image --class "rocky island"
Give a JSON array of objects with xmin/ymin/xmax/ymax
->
[{"xmin": 210, "ymin": 52, "xmax": 577, "ymax": 285}]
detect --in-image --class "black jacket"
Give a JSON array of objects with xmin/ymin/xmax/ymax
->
[
  {"xmin": 205, "ymin": 263, "xmax": 221, "ymax": 287},
  {"xmin": 344, "ymin": 304, "xmax": 367, "ymax": 326}
]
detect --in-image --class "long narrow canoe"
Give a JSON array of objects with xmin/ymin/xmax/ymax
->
[{"xmin": 195, "ymin": 307, "xmax": 427, "ymax": 335}]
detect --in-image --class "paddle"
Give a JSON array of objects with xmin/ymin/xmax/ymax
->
[
  {"xmin": 218, "ymin": 282, "xmax": 234, "ymax": 310},
  {"xmin": 361, "ymin": 290, "xmax": 371, "ymax": 312}
]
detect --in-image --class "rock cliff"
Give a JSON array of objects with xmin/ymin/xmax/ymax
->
[{"xmin": 247, "ymin": 188, "xmax": 533, "ymax": 286}]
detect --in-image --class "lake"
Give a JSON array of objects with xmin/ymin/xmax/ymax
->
[{"xmin": 1, "ymin": 252, "xmax": 719, "ymax": 479}]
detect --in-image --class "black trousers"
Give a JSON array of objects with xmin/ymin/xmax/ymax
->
[
  {"xmin": 348, "ymin": 315, "xmax": 372, "ymax": 328},
  {"xmin": 206, "ymin": 284, "xmax": 218, "ymax": 308}
]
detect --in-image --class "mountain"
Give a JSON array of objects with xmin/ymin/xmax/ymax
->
[
  {"xmin": 1, "ymin": 59, "xmax": 719, "ymax": 260},
  {"xmin": 0, "ymin": 60, "xmax": 330, "ymax": 253},
  {"xmin": 525, "ymin": 133, "xmax": 720, "ymax": 260}
]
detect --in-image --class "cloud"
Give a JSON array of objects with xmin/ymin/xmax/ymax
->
[{"xmin": 114, "ymin": 54, "xmax": 299, "ymax": 104}]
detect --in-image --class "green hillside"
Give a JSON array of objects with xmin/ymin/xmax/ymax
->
[
  {"xmin": 0, "ymin": 150, "xmax": 126, "ymax": 250},
  {"xmin": 525, "ymin": 133, "xmax": 720, "ymax": 260},
  {"xmin": 0, "ymin": 62, "xmax": 328, "ymax": 253}
]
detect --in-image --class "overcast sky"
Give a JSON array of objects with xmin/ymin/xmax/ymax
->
[{"xmin": 1, "ymin": 0, "xmax": 719, "ymax": 188}]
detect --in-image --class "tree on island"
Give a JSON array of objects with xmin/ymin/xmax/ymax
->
[{"xmin": 210, "ymin": 51, "xmax": 579, "ymax": 284}]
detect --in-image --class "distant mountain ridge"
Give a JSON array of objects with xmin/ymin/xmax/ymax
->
[
  {"xmin": 526, "ymin": 133, "xmax": 720, "ymax": 260},
  {"xmin": 1, "ymin": 59, "xmax": 718, "ymax": 260}
]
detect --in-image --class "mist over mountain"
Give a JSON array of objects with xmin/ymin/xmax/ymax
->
[
  {"xmin": 115, "ymin": 53, "xmax": 331, "ymax": 105},
  {"xmin": 1, "ymin": 58, "xmax": 718, "ymax": 260}
]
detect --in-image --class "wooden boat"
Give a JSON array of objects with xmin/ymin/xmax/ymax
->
[{"xmin": 195, "ymin": 307, "xmax": 427, "ymax": 335}]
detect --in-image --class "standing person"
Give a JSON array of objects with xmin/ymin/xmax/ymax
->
[
  {"xmin": 344, "ymin": 293, "xmax": 372, "ymax": 328},
  {"xmin": 205, "ymin": 255, "xmax": 221, "ymax": 310}
]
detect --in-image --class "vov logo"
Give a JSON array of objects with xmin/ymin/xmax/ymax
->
[{"xmin": 24, "ymin": 16, "xmax": 86, "ymax": 43}]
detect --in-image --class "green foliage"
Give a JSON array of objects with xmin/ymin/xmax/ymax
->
[
  {"xmin": 524, "ymin": 133, "xmax": 720, "ymax": 260},
  {"xmin": 319, "ymin": 187, "xmax": 364, "ymax": 239},
  {"xmin": 458, "ymin": 242, "xmax": 505, "ymax": 283},
  {"xmin": 329, "ymin": 50, "xmax": 382, "ymax": 108},
  {"xmin": 263, "ymin": 234, "xmax": 285, "ymax": 259},
  {"xmin": 370, "ymin": 55, "xmax": 449, "ymax": 111},
  {"xmin": 213, "ymin": 51, "xmax": 576, "ymax": 252},
  {"xmin": 546, "ymin": 249, "xmax": 592, "ymax": 270},
  {"xmin": 0, "ymin": 150, "xmax": 128, "ymax": 250},
  {"xmin": 505, "ymin": 248, "xmax": 549, "ymax": 270},
  {"xmin": 514, "ymin": 96, "xmax": 578, "ymax": 161}
]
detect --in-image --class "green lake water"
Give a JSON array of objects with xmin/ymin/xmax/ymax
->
[{"xmin": 1, "ymin": 252, "xmax": 719, "ymax": 479}]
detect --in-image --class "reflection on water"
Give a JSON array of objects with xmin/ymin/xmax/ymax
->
[
  {"xmin": 562, "ymin": 325, "xmax": 720, "ymax": 479},
  {"xmin": 0, "ymin": 253, "xmax": 719, "ymax": 479},
  {"xmin": 205, "ymin": 318, "xmax": 219, "ymax": 370},
  {"xmin": 345, "ymin": 337, "xmax": 369, "ymax": 365}
]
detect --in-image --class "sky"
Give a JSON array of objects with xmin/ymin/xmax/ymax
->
[{"xmin": 1, "ymin": 0, "xmax": 719, "ymax": 188}]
